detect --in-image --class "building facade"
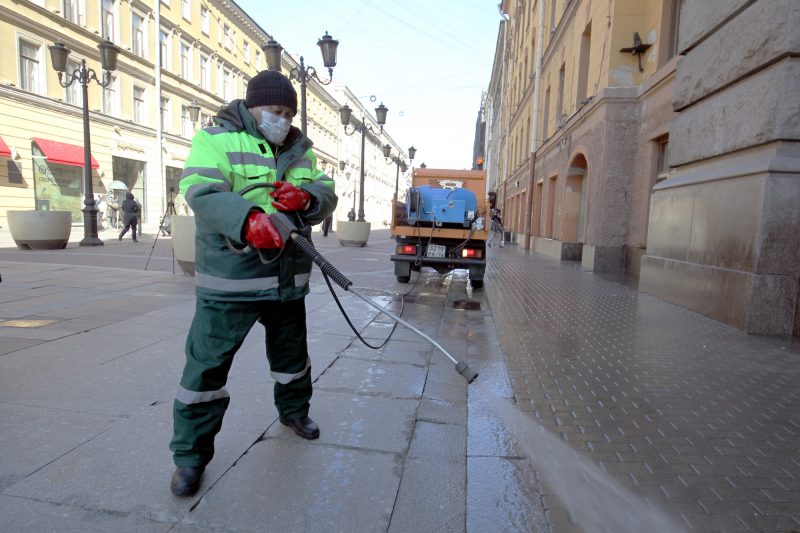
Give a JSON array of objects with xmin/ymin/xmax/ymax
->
[
  {"xmin": 0, "ymin": 0, "xmax": 406, "ymax": 233},
  {"xmin": 486, "ymin": 0, "xmax": 799, "ymax": 337},
  {"xmin": 489, "ymin": 0, "xmax": 680, "ymax": 272}
]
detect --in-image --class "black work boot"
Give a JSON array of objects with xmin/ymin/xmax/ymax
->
[
  {"xmin": 170, "ymin": 466, "xmax": 204, "ymax": 497},
  {"xmin": 279, "ymin": 416, "xmax": 320, "ymax": 440}
]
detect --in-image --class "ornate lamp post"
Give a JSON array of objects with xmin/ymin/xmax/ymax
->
[
  {"xmin": 383, "ymin": 144, "xmax": 415, "ymax": 200},
  {"xmin": 262, "ymin": 32, "xmax": 339, "ymax": 136},
  {"xmin": 49, "ymin": 39, "xmax": 120, "ymax": 246},
  {"xmin": 339, "ymin": 102, "xmax": 388, "ymax": 222}
]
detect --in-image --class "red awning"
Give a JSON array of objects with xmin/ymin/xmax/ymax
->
[
  {"xmin": 0, "ymin": 136, "xmax": 10, "ymax": 157},
  {"xmin": 32, "ymin": 137, "xmax": 99, "ymax": 169}
]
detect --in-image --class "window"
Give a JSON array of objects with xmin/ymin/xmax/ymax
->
[
  {"xmin": 217, "ymin": 63, "xmax": 224, "ymax": 96},
  {"xmin": 101, "ymin": 0, "xmax": 116, "ymax": 41},
  {"xmin": 255, "ymin": 50, "xmax": 261, "ymax": 70},
  {"xmin": 576, "ymin": 22, "xmax": 591, "ymax": 104},
  {"xmin": 223, "ymin": 24, "xmax": 231, "ymax": 50},
  {"xmin": 180, "ymin": 41, "xmax": 191, "ymax": 79},
  {"xmin": 199, "ymin": 53, "xmax": 210, "ymax": 89},
  {"xmin": 181, "ymin": 105, "xmax": 193, "ymax": 137},
  {"xmin": 200, "ymin": 111, "xmax": 211, "ymax": 128},
  {"xmin": 63, "ymin": 0, "xmax": 84, "ymax": 25},
  {"xmin": 7, "ymin": 160, "xmax": 24, "ymax": 184},
  {"xmin": 159, "ymin": 29, "xmax": 170, "ymax": 69},
  {"xmin": 200, "ymin": 5, "xmax": 209, "ymax": 34},
  {"xmin": 181, "ymin": 0, "xmax": 191, "ymax": 21},
  {"xmin": 160, "ymin": 97, "xmax": 170, "ymax": 132},
  {"xmin": 18, "ymin": 39, "xmax": 41, "ymax": 94},
  {"xmin": 223, "ymin": 68, "xmax": 232, "ymax": 101},
  {"xmin": 132, "ymin": 12, "xmax": 145, "ymax": 57},
  {"xmin": 243, "ymin": 41, "xmax": 249, "ymax": 64},
  {"xmin": 655, "ymin": 136, "xmax": 669, "ymax": 181},
  {"xmin": 65, "ymin": 59, "xmax": 81, "ymax": 105},
  {"xmin": 542, "ymin": 86, "xmax": 551, "ymax": 139},
  {"xmin": 103, "ymin": 75, "xmax": 118, "ymax": 115},
  {"xmin": 133, "ymin": 85, "xmax": 145, "ymax": 124}
]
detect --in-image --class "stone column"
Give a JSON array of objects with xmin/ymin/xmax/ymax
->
[{"xmin": 640, "ymin": 0, "xmax": 800, "ymax": 336}]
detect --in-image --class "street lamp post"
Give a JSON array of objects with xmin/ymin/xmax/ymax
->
[
  {"xmin": 383, "ymin": 144, "xmax": 415, "ymax": 200},
  {"xmin": 339, "ymin": 102, "xmax": 388, "ymax": 222},
  {"xmin": 49, "ymin": 40, "xmax": 120, "ymax": 246},
  {"xmin": 262, "ymin": 32, "xmax": 339, "ymax": 136}
]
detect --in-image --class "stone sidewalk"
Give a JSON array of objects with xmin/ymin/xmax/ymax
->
[
  {"xmin": 0, "ymin": 228, "xmax": 548, "ymax": 533},
  {"xmin": 1, "ymin": 224, "xmax": 799, "ymax": 532}
]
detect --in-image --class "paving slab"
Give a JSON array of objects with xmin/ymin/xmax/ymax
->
[
  {"xmin": 265, "ymin": 390, "xmax": 417, "ymax": 454},
  {"xmin": 0, "ymin": 494, "xmax": 173, "ymax": 533},
  {"xmin": 188, "ymin": 439, "xmax": 401, "ymax": 533},
  {"xmin": 315, "ymin": 357, "xmax": 427, "ymax": 400}
]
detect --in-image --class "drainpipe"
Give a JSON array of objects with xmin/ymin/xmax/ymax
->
[
  {"xmin": 154, "ymin": 0, "xmax": 164, "ymax": 225},
  {"xmin": 523, "ymin": 0, "xmax": 545, "ymax": 250}
]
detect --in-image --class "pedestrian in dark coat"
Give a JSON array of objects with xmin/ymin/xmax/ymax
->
[{"xmin": 118, "ymin": 192, "xmax": 141, "ymax": 242}]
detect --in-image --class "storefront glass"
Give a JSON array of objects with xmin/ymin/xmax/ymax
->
[{"xmin": 31, "ymin": 146, "xmax": 83, "ymax": 222}]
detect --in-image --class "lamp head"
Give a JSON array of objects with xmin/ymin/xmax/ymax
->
[
  {"xmin": 382, "ymin": 144, "xmax": 392, "ymax": 158},
  {"xmin": 339, "ymin": 104, "xmax": 352, "ymax": 126},
  {"xmin": 187, "ymin": 101, "xmax": 201, "ymax": 123},
  {"xmin": 408, "ymin": 145, "xmax": 416, "ymax": 161},
  {"xmin": 49, "ymin": 41, "xmax": 71, "ymax": 72},
  {"xmin": 262, "ymin": 39, "xmax": 283, "ymax": 71},
  {"xmin": 317, "ymin": 31, "xmax": 339, "ymax": 69},
  {"xmin": 375, "ymin": 102, "xmax": 388, "ymax": 126},
  {"xmin": 98, "ymin": 40, "xmax": 120, "ymax": 72}
]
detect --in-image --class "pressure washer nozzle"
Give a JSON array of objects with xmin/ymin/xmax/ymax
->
[{"xmin": 455, "ymin": 361, "xmax": 478, "ymax": 384}]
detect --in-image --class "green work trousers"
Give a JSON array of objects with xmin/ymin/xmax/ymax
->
[{"xmin": 170, "ymin": 297, "xmax": 312, "ymax": 467}]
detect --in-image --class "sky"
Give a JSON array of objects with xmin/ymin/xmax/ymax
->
[{"xmin": 235, "ymin": 0, "xmax": 504, "ymax": 169}]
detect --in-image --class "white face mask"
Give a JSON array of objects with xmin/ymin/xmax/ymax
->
[{"xmin": 259, "ymin": 110, "xmax": 291, "ymax": 145}]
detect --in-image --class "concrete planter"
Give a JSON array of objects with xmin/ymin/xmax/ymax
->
[
  {"xmin": 171, "ymin": 215, "xmax": 196, "ymax": 276},
  {"xmin": 337, "ymin": 220, "xmax": 371, "ymax": 247},
  {"xmin": 7, "ymin": 210, "xmax": 72, "ymax": 250}
]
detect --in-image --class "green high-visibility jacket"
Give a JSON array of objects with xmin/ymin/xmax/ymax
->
[{"xmin": 179, "ymin": 100, "xmax": 337, "ymax": 302}]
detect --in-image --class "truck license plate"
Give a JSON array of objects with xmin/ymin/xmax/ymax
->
[{"xmin": 426, "ymin": 244, "xmax": 446, "ymax": 258}]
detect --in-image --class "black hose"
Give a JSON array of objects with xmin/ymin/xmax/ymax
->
[{"xmin": 290, "ymin": 234, "xmax": 353, "ymax": 290}]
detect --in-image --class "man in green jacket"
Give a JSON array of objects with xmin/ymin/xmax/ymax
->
[{"xmin": 169, "ymin": 70, "xmax": 337, "ymax": 497}]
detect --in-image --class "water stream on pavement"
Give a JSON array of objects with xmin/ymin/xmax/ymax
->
[{"xmin": 478, "ymin": 383, "xmax": 688, "ymax": 533}]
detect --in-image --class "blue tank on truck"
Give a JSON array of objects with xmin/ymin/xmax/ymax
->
[{"xmin": 405, "ymin": 185, "xmax": 477, "ymax": 227}]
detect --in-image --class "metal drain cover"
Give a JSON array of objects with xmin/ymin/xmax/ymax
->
[{"xmin": 451, "ymin": 300, "xmax": 482, "ymax": 310}]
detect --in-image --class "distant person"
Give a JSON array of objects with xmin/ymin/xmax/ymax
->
[
  {"xmin": 322, "ymin": 213, "xmax": 333, "ymax": 237},
  {"xmin": 106, "ymin": 192, "xmax": 120, "ymax": 228},
  {"xmin": 118, "ymin": 192, "xmax": 140, "ymax": 242}
]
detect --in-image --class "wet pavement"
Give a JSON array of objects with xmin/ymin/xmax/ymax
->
[{"xmin": 0, "ymin": 224, "xmax": 798, "ymax": 532}]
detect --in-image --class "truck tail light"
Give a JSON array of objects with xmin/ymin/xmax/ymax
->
[
  {"xmin": 397, "ymin": 244, "xmax": 417, "ymax": 255},
  {"xmin": 461, "ymin": 248, "xmax": 483, "ymax": 258}
]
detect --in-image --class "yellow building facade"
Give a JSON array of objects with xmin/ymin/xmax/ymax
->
[
  {"xmin": 0, "ymin": 0, "xmax": 407, "ymax": 231},
  {"xmin": 487, "ymin": 0, "xmax": 681, "ymax": 274}
]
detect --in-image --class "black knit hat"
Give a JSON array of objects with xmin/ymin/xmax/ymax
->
[{"xmin": 245, "ymin": 70, "xmax": 297, "ymax": 113}]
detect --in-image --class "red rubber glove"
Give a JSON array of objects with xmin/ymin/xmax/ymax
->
[
  {"xmin": 244, "ymin": 212, "xmax": 283, "ymax": 249},
  {"xmin": 270, "ymin": 181, "xmax": 311, "ymax": 212}
]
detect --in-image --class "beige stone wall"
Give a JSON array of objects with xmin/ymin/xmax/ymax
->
[{"xmin": 641, "ymin": 0, "xmax": 800, "ymax": 336}]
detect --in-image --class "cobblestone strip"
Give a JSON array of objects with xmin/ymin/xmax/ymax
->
[{"xmin": 484, "ymin": 246, "xmax": 800, "ymax": 533}]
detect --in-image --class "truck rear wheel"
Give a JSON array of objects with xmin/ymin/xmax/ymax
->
[
  {"xmin": 397, "ymin": 275, "xmax": 410, "ymax": 283},
  {"xmin": 469, "ymin": 279, "xmax": 484, "ymax": 289}
]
